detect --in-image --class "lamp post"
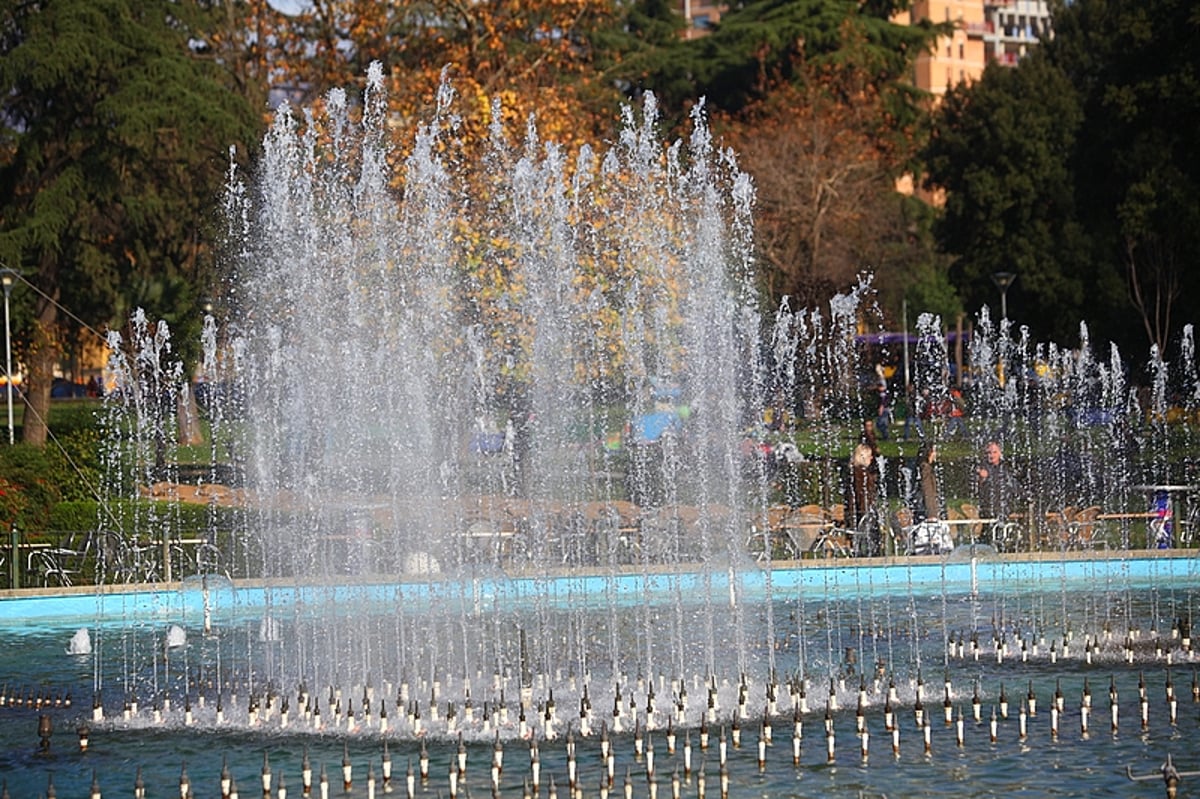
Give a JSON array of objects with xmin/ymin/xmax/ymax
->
[
  {"xmin": 991, "ymin": 271, "xmax": 1016, "ymax": 320},
  {"xmin": 1, "ymin": 269, "xmax": 16, "ymax": 445}
]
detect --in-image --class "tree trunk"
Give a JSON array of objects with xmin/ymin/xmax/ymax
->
[
  {"xmin": 21, "ymin": 260, "xmax": 61, "ymax": 447},
  {"xmin": 178, "ymin": 383, "xmax": 204, "ymax": 447}
]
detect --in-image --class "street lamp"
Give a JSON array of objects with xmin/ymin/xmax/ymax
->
[
  {"xmin": 991, "ymin": 271, "xmax": 1016, "ymax": 320},
  {"xmin": 0, "ymin": 269, "xmax": 16, "ymax": 445}
]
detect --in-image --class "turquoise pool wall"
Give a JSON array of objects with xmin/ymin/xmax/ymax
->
[{"xmin": 0, "ymin": 553, "xmax": 1194, "ymax": 627}]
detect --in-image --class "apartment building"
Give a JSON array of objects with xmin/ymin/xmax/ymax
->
[
  {"xmin": 985, "ymin": 0, "xmax": 1055, "ymax": 66},
  {"xmin": 678, "ymin": 0, "xmax": 725, "ymax": 38},
  {"xmin": 897, "ymin": 0, "xmax": 1054, "ymax": 96}
]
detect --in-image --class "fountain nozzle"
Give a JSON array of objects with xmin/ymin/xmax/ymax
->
[{"xmin": 37, "ymin": 713, "xmax": 52, "ymax": 752}]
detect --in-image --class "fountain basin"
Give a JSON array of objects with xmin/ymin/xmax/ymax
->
[
  {"xmin": 0, "ymin": 551, "xmax": 1193, "ymax": 624},
  {"xmin": 0, "ymin": 554, "xmax": 1197, "ymax": 797}
]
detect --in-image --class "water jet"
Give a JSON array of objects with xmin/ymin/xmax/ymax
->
[{"xmin": 2, "ymin": 66, "xmax": 1199, "ymax": 798}]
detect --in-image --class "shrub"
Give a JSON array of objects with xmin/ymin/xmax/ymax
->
[
  {"xmin": 0, "ymin": 402, "xmax": 105, "ymax": 531},
  {"xmin": 47, "ymin": 500, "xmax": 104, "ymax": 533},
  {"xmin": 0, "ymin": 444, "xmax": 63, "ymax": 532},
  {"xmin": 45, "ymin": 428, "xmax": 103, "ymax": 502}
]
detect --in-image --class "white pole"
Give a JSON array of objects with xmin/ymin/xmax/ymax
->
[{"xmin": 4, "ymin": 281, "xmax": 13, "ymax": 445}]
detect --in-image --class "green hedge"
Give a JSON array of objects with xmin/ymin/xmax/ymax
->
[{"xmin": 47, "ymin": 499, "xmax": 245, "ymax": 536}]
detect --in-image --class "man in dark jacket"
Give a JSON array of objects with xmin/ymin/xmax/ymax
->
[{"xmin": 977, "ymin": 439, "xmax": 1020, "ymax": 522}]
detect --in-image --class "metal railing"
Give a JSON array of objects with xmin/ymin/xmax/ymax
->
[{"xmin": 3, "ymin": 527, "xmax": 227, "ymax": 589}]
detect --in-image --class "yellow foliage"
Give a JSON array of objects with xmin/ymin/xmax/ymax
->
[{"xmin": 241, "ymin": 0, "xmax": 734, "ymax": 401}]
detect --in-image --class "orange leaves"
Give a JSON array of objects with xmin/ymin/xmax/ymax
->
[
  {"xmin": 714, "ymin": 59, "xmax": 911, "ymax": 310},
  {"xmin": 247, "ymin": 0, "xmax": 621, "ymax": 160},
  {"xmin": 239, "ymin": 0, "xmax": 700, "ymax": 393}
]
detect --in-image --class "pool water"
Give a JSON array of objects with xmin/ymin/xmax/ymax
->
[{"xmin": 0, "ymin": 559, "xmax": 1198, "ymax": 797}]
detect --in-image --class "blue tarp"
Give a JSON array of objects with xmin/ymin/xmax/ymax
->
[
  {"xmin": 631, "ymin": 410, "xmax": 681, "ymax": 444},
  {"xmin": 469, "ymin": 432, "xmax": 506, "ymax": 454}
]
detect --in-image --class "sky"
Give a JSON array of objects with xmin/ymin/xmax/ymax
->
[{"xmin": 265, "ymin": 0, "xmax": 310, "ymax": 14}]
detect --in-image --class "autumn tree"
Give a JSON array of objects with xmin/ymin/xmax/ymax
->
[
  {"xmin": 727, "ymin": 73, "xmax": 885, "ymax": 309},
  {"xmin": 193, "ymin": 0, "xmax": 277, "ymax": 116},
  {"xmin": 717, "ymin": 13, "xmax": 944, "ymax": 319},
  {"xmin": 259, "ymin": 0, "xmax": 629, "ymax": 159},
  {"xmin": 605, "ymin": 0, "xmax": 945, "ymax": 321}
]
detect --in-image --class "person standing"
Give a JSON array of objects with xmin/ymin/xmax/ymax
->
[
  {"xmin": 873, "ymin": 364, "xmax": 891, "ymax": 440},
  {"xmin": 977, "ymin": 439, "xmax": 1020, "ymax": 522},
  {"xmin": 944, "ymin": 386, "xmax": 967, "ymax": 439},
  {"xmin": 1150, "ymin": 489, "xmax": 1173, "ymax": 548},
  {"xmin": 906, "ymin": 442, "xmax": 952, "ymax": 554},
  {"xmin": 897, "ymin": 386, "xmax": 924, "ymax": 441},
  {"xmin": 913, "ymin": 443, "xmax": 944, "ymax": 524},
  {"xmin": 845, "ymin": 438, "xmax": 881, "ymax": 555}
]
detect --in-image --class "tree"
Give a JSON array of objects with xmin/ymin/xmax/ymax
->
[
  {"xmin": 921, "ymin": 53, "xmax": 1108, "ymax": 345},
  {"xmin": 259, "ymin": 0, "xmax": 628, "ymax": 158},
  {"xmin": 194, "ymin": 0, "xmax": 276, "ymax": 116},
  {"xmin": 0, "ymin": 0, "xmax": 262, "ymax": 445},
  {"xmin": 616, "ymin": 0, "xmax": 942, "ymax": 124},
  {"xmin": 604, "ymin": 0, "xmax": 945, "ymax": 322},
  {"xmin": 888, "ymin": 196, "xmax": 961, "ymax": 326},
  {"xmin": 922, "ymin": 0, "xmax": 1200, "ymax": 355},
  {"xmin": 714, "ymin": 5, "xmax": 944, "ymax": 317},
  {"xmin": 726, "ymin": 67, "xmax": 908, "ymax": 310},
  {"xmin": 1047, "ymin": 0, "xmax": 1200, "ymax": 355}
]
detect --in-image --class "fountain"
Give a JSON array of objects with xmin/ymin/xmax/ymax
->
[{"xmin": 1, "ymin": 64, "xmax": 1199, "ymax": 797}]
